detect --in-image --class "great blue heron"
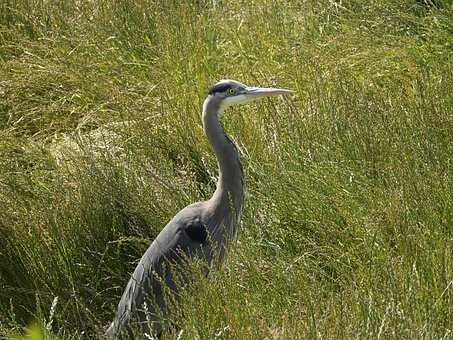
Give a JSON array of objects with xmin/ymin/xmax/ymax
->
[{"xmin": 105, "ymin": 79, "xmax": 292, "ymax": 338}]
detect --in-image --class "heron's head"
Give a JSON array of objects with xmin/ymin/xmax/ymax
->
[{"xmin": 206, "ymin": 79, "xmax": 292, "ymax": 111}]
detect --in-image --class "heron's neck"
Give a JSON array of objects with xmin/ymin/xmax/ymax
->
[{"xmin": 202, "ymin": 97, "xmax": 244, "ymax": 217}]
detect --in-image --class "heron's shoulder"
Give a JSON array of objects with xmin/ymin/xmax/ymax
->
[
  {"xmin": 141, "ymin": 202, "xmax": 207, "ymax": 258},
  {"xmin": 170, "ymin": 201, "xmax": 206, "ymax": 222},
  {"xmin": 153, "ymin": 202, "xmax": 205, "ymax": 240}
]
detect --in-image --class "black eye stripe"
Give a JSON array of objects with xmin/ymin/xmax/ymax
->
[{"xmin": 208, "ymin": 83, "xmax": 233, "ymax": 95}]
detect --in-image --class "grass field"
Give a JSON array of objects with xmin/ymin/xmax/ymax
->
[{"xmin": 0, "ymin": 0, "xmax": 452, "ymax": 339}]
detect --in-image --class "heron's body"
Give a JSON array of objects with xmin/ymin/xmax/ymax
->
[{"xmin": 105, "ymin": 80, "xmax": 291, "ymax": 338}]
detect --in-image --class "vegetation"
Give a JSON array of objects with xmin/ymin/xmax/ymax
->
[{"xmin": 0, "ymin": 0, "xmax": 451, "ymax": 338}]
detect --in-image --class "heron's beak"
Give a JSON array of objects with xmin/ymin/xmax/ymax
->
[
  {"xmin": 221, "ymin": 85, "xmax": 293, "ymax": 108},
  {"xmin": 243, "ymin": 86, "xmax": 293, "ymax": 99}
]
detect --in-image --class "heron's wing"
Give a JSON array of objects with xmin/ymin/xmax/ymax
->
[{"xmin": 114, "ymin": 207, "xmax": 210, "ymax": 330}]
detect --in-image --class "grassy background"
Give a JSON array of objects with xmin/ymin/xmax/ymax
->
[{"xmin": 0, "ymin": 0, "xmax": 451, "ymax": 338}]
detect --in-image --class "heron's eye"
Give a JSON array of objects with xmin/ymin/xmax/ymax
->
[{"xmin": 227, "ymin": 88, "xmax": 237, "ymax": 96}]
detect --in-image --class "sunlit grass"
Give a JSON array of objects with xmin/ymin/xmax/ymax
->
[{"xmin": 1, "ymin": 0, "xmax": 451, "ymax": 339}]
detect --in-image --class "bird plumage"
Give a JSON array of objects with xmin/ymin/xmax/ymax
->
[{"xmin": 105, "ymin": 80, "xmax": 291, "ymax": 338}]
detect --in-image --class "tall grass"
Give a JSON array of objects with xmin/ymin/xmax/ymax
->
[{"xmin": 0, "ymin": 0, "xmax": 451, "ymax": 338}]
